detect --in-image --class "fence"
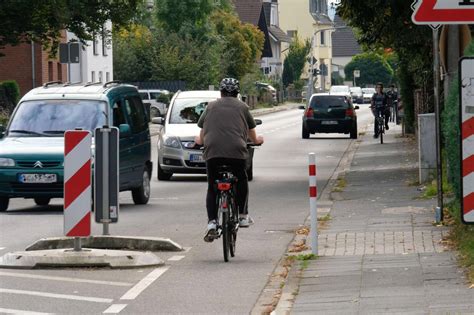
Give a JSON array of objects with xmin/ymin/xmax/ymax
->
[{"xmin": 127, "ymin": 81, "xmax": 186, "ymax": 93}]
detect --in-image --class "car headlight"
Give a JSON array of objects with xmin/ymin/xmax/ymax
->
[
  {"xmin": 0, "ymin": 158, "xmax": 15, "ymax": 167},
  {"xmin": 163, "ymin": 136, "xmax": 181, "ymax": 149}
]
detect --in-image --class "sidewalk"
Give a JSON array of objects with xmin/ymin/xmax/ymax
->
[{"xmin": 288, "ymin": 124, "xmax": 474, "ymax": 314}]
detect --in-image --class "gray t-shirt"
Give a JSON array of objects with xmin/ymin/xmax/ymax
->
[{"xmin": 197, "ymin": 97, "xmax": 256, "ymax": 161}]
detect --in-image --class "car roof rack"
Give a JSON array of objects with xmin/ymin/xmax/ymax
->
[
  {"xmin": 63, "ymin": 81, "xmax": 83, "ymax": 87},
  {"xmin": 43, "ymin": 81, "xmax": 63, "ymax": 88},
  {"xmin": 84, "ymin": 81, "xmax": 103, "ymax": 87},
  {"xmin": 103, "ymin": 80, "xmax": 121, "ymax": 88}
]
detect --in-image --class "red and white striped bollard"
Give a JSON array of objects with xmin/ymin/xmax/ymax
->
[{"xmin": 309, "ymin": 153, "xmax": 318, "ymax": 255}]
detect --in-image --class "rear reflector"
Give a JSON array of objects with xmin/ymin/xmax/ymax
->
[{"xmin": 217, "ymin": 183, "xmax": 232, "ymax": 191}]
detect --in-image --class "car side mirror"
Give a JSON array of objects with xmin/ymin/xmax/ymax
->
[
  {"xmin": 354, "ymin": 106, "xmax": 360, "ymax": 110},
  {"xmin": 152, "ymin": 117, "xmax": 165, "ymax": 125},
  {"xmin": 255, "ymin": 119, "xmax": 262, "ymax": 126},
  {"xmin": 0, "ymin": 125, "xmax": 5, "ymax": 139},
  {"xmin": 298, "ymin": 105, "xmax": 306, "ymax": 110},
  {"xmin": 119, "ymin": 124, "xmax": 132, "ymax": 138}
]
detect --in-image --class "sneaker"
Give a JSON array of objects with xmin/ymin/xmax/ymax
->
[
  {"xmin": 373, "ymin": 134, "xmax": 379, "ymax": 139},
  {"xmin": 204, "ymin": 220, "xmax": 218, "ymax": 242},
  {"xmin": 239, "ymin": 215, "xmax": 254, "ymax": 228},
  {"xmin": 385, "ymin": 124, "xmax": 390, "ymax": 130}
]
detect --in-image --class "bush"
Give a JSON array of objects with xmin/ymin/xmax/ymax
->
[{"xmin": 0, "ymin": 80, "xmax": 20, "ymax": 116}]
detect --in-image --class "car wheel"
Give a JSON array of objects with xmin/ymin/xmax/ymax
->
[
  {"xmin": 157, "ymin": 163, "xmax": 173, "ymax": 181},
  {"xmin": 350, "ymin": 123, "xmax": 358, "ymax": 139},
  {"xmin": 34, "ymin": 197, "xmax": 51, "ymax": 206},
  {"xmin": 132, "ymin": 168, "xmax": 151, "ymax": 205},
  {"xmin": 302, "ymin": 125, "xmax": 310, "ymax": 139},
  {"xmin": 247, "ymin": 162, "xmax": 253, "ymax": 182},
  {"xmin": 0, "ymin": 197, "xmax": 9, "ymax": 212}
]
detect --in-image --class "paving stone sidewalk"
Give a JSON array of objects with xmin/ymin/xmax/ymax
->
[{"xmin": 291, "ymin": 124, "xmax": 474, "ymax": 314}]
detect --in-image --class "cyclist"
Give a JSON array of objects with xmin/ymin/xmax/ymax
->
[
  {"xmin": 386, "ymin": 84, "xmax": 398, "ymax": 122},
  {"xmin": 370, "ymin": 82, "xmax": 388, "ymax": 138},
  {"xmin": 195, "ymin": 78, "xmax": 264, "ymax": 242}
]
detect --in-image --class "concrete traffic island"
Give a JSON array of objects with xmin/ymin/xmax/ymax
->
[
  {"xmin": 25, "ymin": 236, "xmax": 183, "ymax": 252},
  {"xmin": 0, "ymin": 248, "xmax": 164, "ymax": 269}
]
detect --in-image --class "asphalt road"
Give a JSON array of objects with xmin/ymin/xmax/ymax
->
[{"xmin": 0, "ymin": 105, "xmax": 373, "ymax": 314}]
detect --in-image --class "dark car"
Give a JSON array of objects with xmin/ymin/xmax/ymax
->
[{"xmin": 300, "ymin": 94, "xmax": 359, "ymax": 139}]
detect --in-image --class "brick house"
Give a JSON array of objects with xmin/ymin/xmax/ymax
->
[{"xmin": 0, "ymin": 32, "xmax": 68, "ymax": 97}]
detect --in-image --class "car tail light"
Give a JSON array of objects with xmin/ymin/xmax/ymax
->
[
  {"xmin": 305, "ymin": 108, "xmax": 314, "ymax": 118},
  {"xmin": 345, "ymin": 108, "xmax": 354, "ymax": 117}
]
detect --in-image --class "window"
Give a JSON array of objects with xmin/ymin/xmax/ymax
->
[
  {"xmin": 124, "ymin": 97, "xmax": 147, "ymax": 133},
  {"xmin": 113, "ymin": 101, "xmax": 126, "ymax": 127},
  {"xmin": 93, "ymin": 35, "xmax": 99, "ymax": 55},
  {"xmin": 48, "ymin": 62, "xmax": 53, "ymax": 81},
  {"xmin": 106, "ymin": 72, "xmax": 110, "ymax": 82},
  {"xmin": 57, "ymin": 63, "xmax": 62, "ymax": 81},
  {"xmin": 98, "ymin": 71, "xmax": 103, "ymax": 83},
  {"xmin": 320, "ymin": 31, "xmax": 325, "ymax": 46},
  {"xmin": 91, "ymin": 71, "xmax": 95, "ymax": 82},
  {"xmin": 287, "ymin": 30, "xmax": 298, "ymax": 38},
  {"xmin": 102, "ymin": 29, "xmax": 108, "ymax": 56}
]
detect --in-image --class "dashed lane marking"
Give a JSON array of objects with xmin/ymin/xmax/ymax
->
[
  {"xmin": 0, "ymin": 288, "xmax": 113, "ymax": 303},
  {"xmin": 0, "ymin": 308, "xmax": 52, "ymax": 315},
  {"xmin": 120, "ymin": 267, "xmax": 170, "ymax": 300},
  {"xmin": 0, "ymin": 271, "xmax": 133, "ymax": 286},
  {"xmin": 167, "ymin": 255, "xmax": 185, "ymax": 262},
  {"xmin": 0, "ymin": 247, "xmax": 5, "ymax": 251},
  {"xmin": 103, "ymin": 304, "xmax": 128, "ymax": 314}
]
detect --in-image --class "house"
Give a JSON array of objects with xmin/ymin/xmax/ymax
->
[
  {"xmin": 279, "ymin": 0, "xmax": 333, "ymax": 91},
  {"xmin": 232, "ymin": 0, "xmax": 273, "ymax": 70},
  {"xmin": 331, "ymin": 14, "xmax": 362, "ymax": 85},
  {"xmin": 261, "ymin": 0, "xmax": 291, "ymax": 78},
  {"xmin": 0, "ymin": 32, "xmax": 68, "ymax": 96},
  {"xmin": 67, "ymin": 21, "xmax": 113, "ymax": 84}
]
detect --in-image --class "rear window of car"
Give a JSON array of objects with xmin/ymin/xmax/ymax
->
[
  {"xmin": 329, "ymin": 86, "xmax": 349, "ymax": 93},
  {"xmin": 310, "ymin": 96, "xmax": 349, "ymax": 109},
  {"xmin": 139, "ymin": 92, "xmax": 149, "ymax": 100},
  {"xmin": 169, "ymin": 98, "xmax": 217, "ymax": 124}
]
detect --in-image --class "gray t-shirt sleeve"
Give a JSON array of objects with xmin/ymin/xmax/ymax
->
[
  {"xmin": 197, "ymin": 108, "xmax": 208, "ymax": 128},
  {"xmin": 245, "ymin": 107, "xmax": 257, "ymax": 129}
]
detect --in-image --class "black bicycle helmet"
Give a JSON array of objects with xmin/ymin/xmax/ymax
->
[{"xmin": 219, "ymin": 78, "xmax": 240, "ymax": 94}]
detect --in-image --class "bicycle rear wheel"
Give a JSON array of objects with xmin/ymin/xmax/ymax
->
[
  {"xmin": 379, "ymin": 118, "xmax": 384, "ymax": 144},
  {"xmin": 229, "ymin": 201, "xmax": 238, "ymax": 257},
  {"xmin": 222, "ymin": 210, "xmax": 230, "ymax": 262}
]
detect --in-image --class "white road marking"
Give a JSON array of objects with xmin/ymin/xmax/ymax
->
[
  {"xmin": 183, "ymin": 247, "xmax": 192, "ymax": 253},
  {"xmin": 0, "ymin": 288, "xmax": 113, "ymax": 303},
  {"xmin": 103, "ymin": 304, "xmax": 128, "ymax": 314},
  {"xmin": 0, "ymin": 247, "xmax": 5, "ymax": 250},
  {"xmin": 120, "ymin": 267, "xmax": 170, "ymax": 300},
  {"xmin": 0, "ymin": 271, "xmax": 133, "ymax": 286},
  {"xmin": 167, "ymin": 255, "xmax": 185, "ymax": 262},
  {"xmin": 0, "ymin": 308, "xmax": 52, "ymax": 315}
]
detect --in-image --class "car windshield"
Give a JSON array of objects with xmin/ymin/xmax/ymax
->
[
  {"xmin": 362, "ymin": 88, "xmax": 376, "ymax": 94},
  {"xmin": 350, "ymin": 87, "xmax": 362, "ymax": 93},
  {"xmin": 311, "ymin": 96, "xmax": 348, "ymax": 109},
  {"xmin": 169, "ymin": 98, "xmax": 216, "ymax": 124},
  {"xmin": 330, "ymin": 86, "xmax": 349, "ymax": 93},
  {"xmin": 8, "ymin": 100, "xmax": 107, "ymax": 136}
]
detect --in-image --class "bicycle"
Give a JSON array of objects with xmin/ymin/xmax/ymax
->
[{"xmin": 376, "ymin": 110, "xmax": 385, "ymax": 144}]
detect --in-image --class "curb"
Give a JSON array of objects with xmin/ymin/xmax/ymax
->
[
  {"xmin": 25, "ymin": 236, "xmax": 183, "ymax": 252},
  {"xmin": 256, "ymin": 122, "xmax": 370, "ymax": 315},
  {"xmin": 0, "ymin": 249, "xmax": 164, "ymax": 269}
]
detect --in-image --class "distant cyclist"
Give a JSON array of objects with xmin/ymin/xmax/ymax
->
[
  {"xmin": 195, "ymin": 78, "xmax": 264, "ymax": 242},
  {"xmin": 370, "ymin": 82, "xmax": 388, "ymax": 138}
]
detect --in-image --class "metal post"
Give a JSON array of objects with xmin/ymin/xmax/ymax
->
[
  {"xmin": 67, "ymin": 42, "xmax": 71, "ymax": 83},
  {"xmin": 309, "ymin": 153, "xmax": 318, "ymax": 255},
  {"xmin": 433, "ymin": 28, "xmax": 444, "ymax": 222},
  {"xmin": 73, "ymin": 237, "xmax": 81, "ymax": 251},
  {"xmin": 102, "ymin": 127, "xmax": 110, "ymax": 235},
  {"xmin": 31, "ymin": 41, "xmax": 36, "ymax": 89},
  {"xmin": 307, "ymin": 36, "xmax": 314, "ymax": 107}
]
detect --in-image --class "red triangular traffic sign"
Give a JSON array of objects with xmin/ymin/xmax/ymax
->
[{"xmin": 412, "ymin": 0, "xmax": 474, "ymax": 25}]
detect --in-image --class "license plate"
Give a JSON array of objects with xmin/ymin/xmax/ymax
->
[
  {"xmin": 19, "ymin": 174, "xmax": 57, "ymax": 183},
  {"xmin": 190, "ymin": 154, "xmax": 204, "ymax": 163},
  {"xmin": 322, "ymin": 121, "xmax": 338, "ymax": 125}
]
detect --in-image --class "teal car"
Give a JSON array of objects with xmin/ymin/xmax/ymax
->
[{"xmin": 0, "ymin": 81, "xmax": 152, "ymax": 212}]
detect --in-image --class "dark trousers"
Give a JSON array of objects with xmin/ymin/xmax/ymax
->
[
  {"xmin": 373, "ymin": 107, "xmax": 389, "ymax": 135},
  {"xmin": 206, "ymin": 158, "xmax": 248, "ymax": 222}
]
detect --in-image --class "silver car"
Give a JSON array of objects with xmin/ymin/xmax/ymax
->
[{"xmin": 153, "ymin": 91, "xmax": 260, "ymax": 181}]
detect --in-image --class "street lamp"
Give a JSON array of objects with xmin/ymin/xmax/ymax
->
[{"xmin": 307, "ymin": 26, "xmax": 347, "ymax": 106}]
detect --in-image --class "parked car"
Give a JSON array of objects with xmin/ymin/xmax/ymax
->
[
  {"xmin": 350, "ymin": 87, "xmax": 363, "ymax": 104},
  {"xmin": 153, "ymin": 90, "xmax": 261, "ymax": 181},
  {"xmin": 138, "ymin": 89, "xmax": 170, "ymax": 118},
  {"xmin": 300, "ymin": 94, "xmax": 359, "ymax": 139},
  {"xmin": 0, "ymin": 81, "xmax": 152, "ymax": 212},
  {"xmin": 362, "ymin": 87, "xmax": 376, "ymax": 103}
]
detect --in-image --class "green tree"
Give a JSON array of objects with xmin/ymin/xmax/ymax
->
[
  {"xmin": 344, "ymin": 52, "xmax": 394, "ymax": 87},
  {"xmin": 0, "ymin": 0, "xmax": 140, "ymax": 55},
  {"xmin": 282, "ymin": 37, "xmax": 311, "ymax": 87},
  {"xmin": 211, "ymin": 10, "xmax": 264, "ymax": 79}
]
